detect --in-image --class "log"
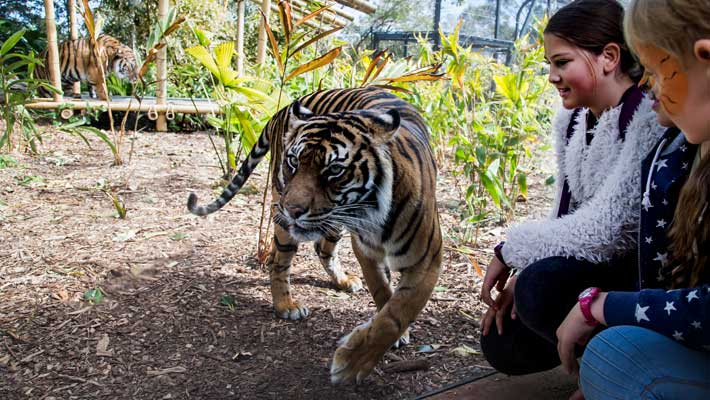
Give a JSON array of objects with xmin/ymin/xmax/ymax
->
[{"xmin": 382, "ymin": 359, "xmax": 430, "ymax": 373}]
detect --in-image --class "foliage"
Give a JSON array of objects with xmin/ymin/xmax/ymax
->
[
  {"xmin": 186, "ymin": 35, "xmax": 275, "ymax": 178},
  {"xmin": 400, "ymin": 22, "xmax": 555, "ymax": 243},
  {"xmin": 0, "ymin": 29, "xmax": 58, "ymax": 153}
]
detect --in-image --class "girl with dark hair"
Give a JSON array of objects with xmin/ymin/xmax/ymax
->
[
  {"xmin": 557, "ymin": 0, "xmax": 710, "ymax": 398},
  {"xmin": 478, "ymin": 0, "xmax": 666, "ymax": 377}
]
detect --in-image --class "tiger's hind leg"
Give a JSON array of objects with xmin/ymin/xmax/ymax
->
[
  {"xmin": 268, "ymin": 223, "xmax": 309, "ymax": 320},
  {"xmin": 314, "ymin": 235, "xmax": 362, "ymax": 292}
]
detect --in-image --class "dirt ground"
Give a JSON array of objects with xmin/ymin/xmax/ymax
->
[{"xmin": 0, "ymin": 125, "xmax": 555, "ymax": 399}]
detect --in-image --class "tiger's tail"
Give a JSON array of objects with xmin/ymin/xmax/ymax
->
[{"xmin": 187, "ymin": 131, "xmax": 272, "ymax": 216}]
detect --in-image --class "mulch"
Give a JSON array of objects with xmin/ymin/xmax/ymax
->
[{"xmin": 0, "ymin": 125, "xmax": 554, "ymax": 399}]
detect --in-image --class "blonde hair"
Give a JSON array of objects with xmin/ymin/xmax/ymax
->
[{"xmin": 625, "ymin": 0, "xmax": 710, "ymax": 65}]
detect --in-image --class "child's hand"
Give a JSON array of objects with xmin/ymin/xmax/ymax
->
[
  {"xmin": 480, "ymin": 255, "xmax": 511, "ymax": 310},
  {"xmin": 556, "ymin": 293, "xmax": 607, "ymax": 376},
  {"xmin": 481, "ymin": 274, "xmax": 517, "ymax": 336}
]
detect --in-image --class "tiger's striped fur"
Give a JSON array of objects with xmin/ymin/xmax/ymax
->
[
  {"xmin": 36, "ymin": 34, "xmax": 137, "ymax": 100},
  {"xmin": 187, "ymin": 87, "xmax": 442, "ymax": 384}
]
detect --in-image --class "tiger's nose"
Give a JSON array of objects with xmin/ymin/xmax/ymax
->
[{"xmin": 286, "ymin": 204, "xmax": 308, "ymax": 219}]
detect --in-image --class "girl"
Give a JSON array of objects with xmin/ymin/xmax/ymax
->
[
  {"xmin": 557, "ymin": 0, "xmax": 710, "ymax": 398},
  {"xmin": 479, "ymin": 0, "xmax": 666, "ymax": 375}
]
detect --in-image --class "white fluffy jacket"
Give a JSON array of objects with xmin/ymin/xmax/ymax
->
[{"xmin": 501, "ymin": 96, "xmax": 665, "ymax": 270}]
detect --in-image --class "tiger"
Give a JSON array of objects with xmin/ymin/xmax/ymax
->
[
  {"xmin": 35, "ymin": 34, "xmax": 138, "ymax": 100},
  {"xmin": 187, "ymin": 87, "xmax": 443, "ymax": 384}
]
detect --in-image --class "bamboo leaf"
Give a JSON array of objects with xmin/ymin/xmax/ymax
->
[
  {"xmin": 295, "ymin": 4, "xmax": 333, "ymax": 26},
  {"xmin": 163, "ymin": 15, "xmax": 186, "ymax": 37},
  {"xmin": 0, "ymin": 29, "xmax": 25, "ymax": 56},
  {"xmin": 80, "ymin": 0, "xmax": 96, "ymax": 38},
  {"xmin": 371, "ymin": 84, "xmax": 412, "ymax": 94},
  {"xmin": 290, "ymin": 26, "xmax": 343, "ymax": 57},
  {"xmin": 193, "ymin": 27, "xmax": 210, "ymax": 47},
  {"xmin": 368, "ymin": 52, "xmax": 391, "ymax": 84},
  {"xmin": 361, "ymin": 49, "xmax": 386, "ymax": 86},
  {"xmin": 382, "ymin": 73, "xmax": 448, "ymax": 83},
  {"xmin": 277, "ymin": 0, "xmax": 293, "ymax": 46},
  {"xmin": 259, "ymin": 10, "xmax": 283, "ymax": 72},
  {"xmin": 285, "ymin": 46, "xmax": 341, "ymax": 82}
]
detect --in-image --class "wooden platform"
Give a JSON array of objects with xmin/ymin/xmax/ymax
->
[
  {"xmin": 418, "ymin": 367, "xmax": 578, "ymax": 400},
  {"xmin": 25, "ymin": 95, "xmax": 223, "ymax": 115}
]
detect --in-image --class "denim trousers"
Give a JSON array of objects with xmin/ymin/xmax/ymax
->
[
  {"xmin": 480, "ymin": 256, "xmax": 639, "ymax": 375},
  {"xmin": 580, "ymin": 325, "xmax": 710, "ymax": 399}
]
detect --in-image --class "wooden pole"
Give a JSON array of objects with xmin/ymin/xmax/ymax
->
[
  {"xmin": 43, "ymin": 0, "xmax": 63, "ymax": 102},
  {"xmin": 156, "ymin": 0, "xmax": 168, "ymax": 131},
  {"xmin": 68, "ymin": 0, "xmax": 80, "ymax": 97},
  {"xmin": 237, "ymin": 0, "xmax": 245, "ymax": 75},
  {"xmin": 256, "ymin": 0, "xmax": 272, "ymax": 65},
  {"xmin": 333, "ymin": 0, "xmax": 376, "ymax": 14}
]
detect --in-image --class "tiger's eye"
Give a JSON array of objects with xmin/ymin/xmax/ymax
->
[{"xmin": 328, "ymin": 164, "xmax": 344, "ymax": 175}]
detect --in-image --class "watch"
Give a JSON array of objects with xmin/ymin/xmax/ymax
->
[{"xmin": 578, "ymin": 287, "xmax": 601, "ymax": 326}]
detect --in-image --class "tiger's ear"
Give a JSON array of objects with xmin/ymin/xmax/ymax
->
[
  {"xmin": 286, "ymin": 101, "xmax": 314, "ymax": 139},
  {"xmin": 371, "ymin": 109, "xmax": 400, "ymax": 143}
]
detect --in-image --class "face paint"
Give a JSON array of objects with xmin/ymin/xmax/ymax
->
[{"xmin": 636, "ymin": 44, "xmax": 689, "ymax": 116}]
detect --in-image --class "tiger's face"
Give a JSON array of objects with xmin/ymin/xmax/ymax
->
[
  {"xmin": 275, "ymin": 103, "xmax": 399, "ymax": 242},
  {"xmin": 112, "ymin": 47, "xmax": 138, "ymax": 83}
]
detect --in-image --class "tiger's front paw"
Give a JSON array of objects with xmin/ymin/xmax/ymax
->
[
  {"xmin": 392, "ymin": 328, "xmax": 410, "ymax": 349},
  {"xmin": 335, "ymin": 273, "xmax": 363, "ymax": 293},
  {"xmin": 274, "ymin": 299, "xmax": 310, "ymax": 320},
  {"xmin": 330, "ymin": 321, "xmax": 389, "ymax": 384}
]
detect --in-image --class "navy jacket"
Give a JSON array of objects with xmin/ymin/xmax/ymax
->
[{"xmin": 604, "ymin": 128, "xmax": 709, "ymax": 350}]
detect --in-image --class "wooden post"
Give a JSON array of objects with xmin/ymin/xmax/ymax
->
[
  {"xmin": 237, "ymin": 0, "xmax": 245, "ymax": 75},
  {"xmin": 256, "ymin": 0, "xmax": 271, "ymax": 65},
  {"xmin": 68, "ymin": 0, "xmax": 80, "ymax": 97},
  {"xmin": 156, "ymin": 0, "xmax": 168, "ymax": 131},
  {"xmin": 43, "ymin": 0, "xmax": 63, "ymax": 102}
]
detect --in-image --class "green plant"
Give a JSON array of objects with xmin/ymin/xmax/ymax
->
[
  {"xmin": 0, "ymin": 155, "xmax": 17, "ymax": 168},
  {"xmin": 186, "ymin": 36, "xmax": 275, "ymax": 178},
  {"xmin": 0, "ymin": 29, "xmax": 57, "ymax": 152},
  {"xmin": 398, "ymin": 21, "xmax": 554, "ymax": 243}
]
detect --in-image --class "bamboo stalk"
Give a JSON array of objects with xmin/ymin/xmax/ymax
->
[
  {"xmin": 43, "ymin": 0, "xmax": 62, "ymax": 102},
  {"xmin": 25, "ymin": 99, "xmax": 223, "ymax": 114},
  {"xmin": 68, "ymin": 0, "xmax": 80, "ymax": 97},
  {"xmin": 333, "ymin": 0, "xmax": 376, "ymax": 14},
  {"xmin": 156, "ymin": 0, "xmax": 169, "ymax": 131},
  {"xmin": 291, "ymin": 0, "xmax": 349, "ymax": 27},
  {"xmin": 236, "ymin": 0, "xmax": 246, "ymax": 75},
  {"xmin": 256, "ymin": 0, "xmax": 272, "ymax": 64}
]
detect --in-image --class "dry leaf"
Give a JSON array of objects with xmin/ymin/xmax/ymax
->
[{"xmin": 96, "ymin": 334, "xmax": 113, "ymax": 357}]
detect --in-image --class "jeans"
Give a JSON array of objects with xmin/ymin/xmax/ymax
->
[
  {"xmin": 480, "ymin": 256, "xmax": 638, "ymax": 375},
  {"xmin": 580, "ymin": 326, "xmax": 710, "ymax": 399}
]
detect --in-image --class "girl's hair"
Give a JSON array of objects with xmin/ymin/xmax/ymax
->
[
  {"xmin": 626, "ymin": 0, "xmax": 710, "ymax": 287},
  {"xmin": 545, "ymin": 0, "xmax": 641, "ymax": 81},
  {"xmin": 670, "ymin": 154, "xmax": 710, "ymax": 288},
  {"xmin": 625, "ymin": 0, "xmax": 710, "ymax": 66}
]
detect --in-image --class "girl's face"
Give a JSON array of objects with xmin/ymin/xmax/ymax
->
[
  {"xmin": 544, "ymin": 34, "xmax": 602, "ymax": 110},
  {"xmin": 636, "ymin": 42, "xmax": 710, "ymax": 144}
]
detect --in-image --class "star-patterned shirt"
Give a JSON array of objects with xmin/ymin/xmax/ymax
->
[
  {"xmin": 637, "ymin": 128, "xmax": 698, "ymax": 287},
  {"xmin": 605, "ymin": 286, "xmax": 710, "ymax": 351},
  {"xmin": 604, "ymin": 129, "xmax": 708, "ymax": 351}
]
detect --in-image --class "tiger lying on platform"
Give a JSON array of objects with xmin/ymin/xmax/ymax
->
[
  {"xmin": 187, "ymin": 87, "xmax": 443, "ymax": 384},
  {"xmin": 36, "ymin": 34, "xmax": 138, "ymax": 100}
]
